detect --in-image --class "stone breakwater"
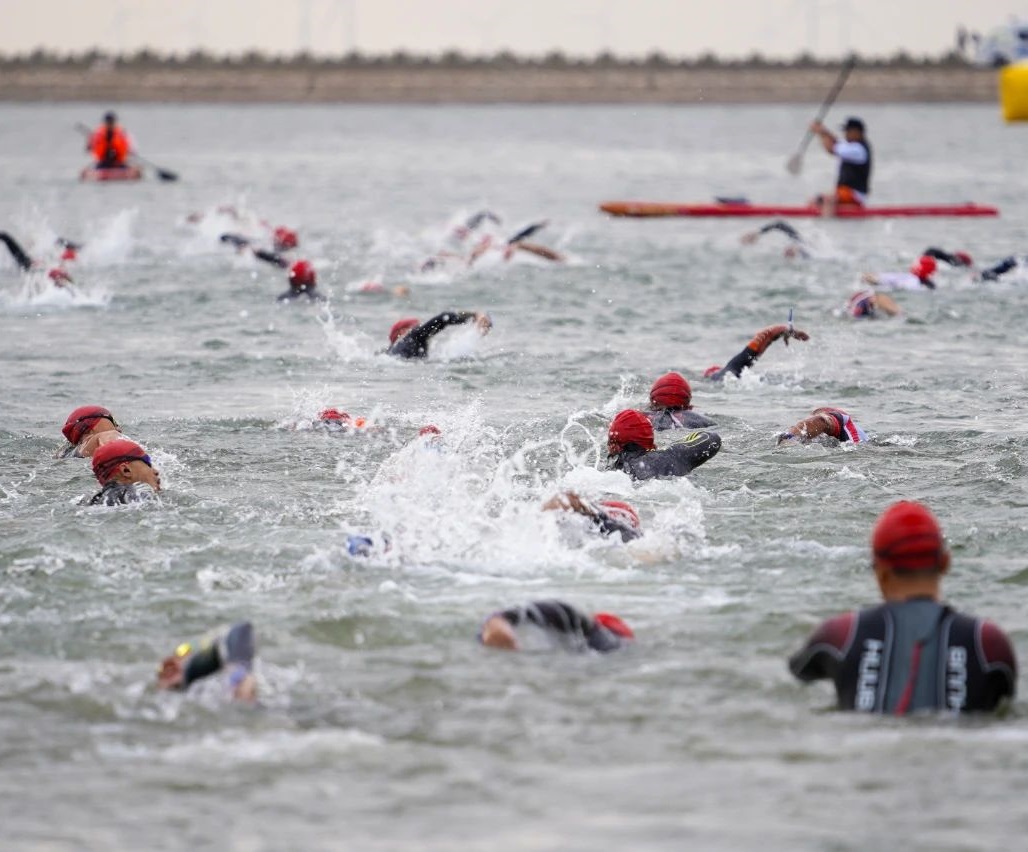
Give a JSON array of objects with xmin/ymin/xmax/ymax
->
[{"xmin": 0, "ymin": 65, "xmax": 999, "ymax": 103}]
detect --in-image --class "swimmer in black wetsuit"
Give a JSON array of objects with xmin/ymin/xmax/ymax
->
[
  {"xmin": 703, "ymin": 323, "xmax": 810, "ymax": 382},
  {"xmin": 541, "ymin": 492, "xmax": 642, "ymax": 543},
  {"xmin": 777, "ymin": 406, "xmax": 868, "ymax": 446},
  {"xmin": 88, "ymin": 438, "xmax": 161, "ymax": 505},
  {"xmin": 789, "ymin": 501, "xmax": 1017, "ymax": 714},
  {"xmin": 277, "ymin": 260, "xmax": 324, "ymax": 302},
  {"xmin": 387, "ymin": 311, "xmax": 491, "ymax": 359},
  {"xmin": 644, "ymin": 372, "xmax": 716, "ymax": 431},
  {"xmin": 607, "ymin": 409, "xmax": 720, "ymax": 482},
  {"xmin": 2, "ymin": 231, "xmax": 78, "ymax": 286},
  {"xmin": 977, "ymin": 255, "xmax": 1026, "ymax": 282},
  {"xmin": 219, "ymin": 232, "xmax": 290, "ymax": 269},
  {"xmin": 479, "ymin": 600, "xmax": 634, "ymax": 652},
  {"xmin": 923, "ymin": 248, "xmax": 973, "ymax": 269},
  {"xmin": 741, "ymin": 221, "xmax": 810, "ymax": 258},
  {"xmin": 157, "ymin": 621, "xmax": 257, "ymax": 702}
]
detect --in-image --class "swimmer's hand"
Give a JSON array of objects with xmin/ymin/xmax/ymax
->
[
  {"xmin": 474, "ymin": 312, "xmax": 492, "ymax": 333},
  {"xmin": 776, "ymin": 431, "xmax": 798, "ymax": 446}
]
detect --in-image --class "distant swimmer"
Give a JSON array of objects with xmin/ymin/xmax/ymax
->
[
  {"xmin": 777, "ymin": 406, "xmax": 868, "ymax": 446},
  {"xmin": 607, "ymin": 409, "xmax": 721, "ymax": 481},
  {"xmin": 1, "ymin": 231, "xmax": 77, "ymax": 286},
  {"xmin": 789, "ymin": 501, "xmax": 1017, "ymax": 714},
  {"xmin": 479, "ymin": 600, "xmax": 634, "ymax": 653},
  {"xmin": 60, "ymin": 405, "xmax": 124, "ymax": 458},
  {"xmin": 345, "ymin": 532, "xmax": 394, "ymax": 558},
  {"xmin": 317, "ymin": 408, "xmax": 371, "ymax": 432},
  {"xmin": 468, "ymin": 220, "xmax": 565, "ymax": 266},
  {"xmin": 452, "ymin": 210, "xmax": 501, "ymax": 242},
  {"xmin": 740, "ymin": 221, "xmax": 810, "ymax": 259},
  {"xmin": 351, "ymin": 280, "xmax": 411, "ymax": 298},
  {"xmin": 387, "ymin": 311, "xmax": 492, "ymax": 359},
  {"xmin": 862, "ymin": 255, "xmax": 938, "ymax": 291},
  {"xmin": 219, "ymin": 233, "xmax": 289, "ymax": 269},
  {"xmin": 89, "ymin": 439, "xmax": 161, "ymax": 505},
  {"xmin": 644, "ymin": 372, "xmax": 716, "ymax": 431},
  {"xmin": 703, "ymin": 322, "xmax": 810, "ymax": 382},
  {"xmin": 86, "ymin": 111, "xmax": 134, "ymax": 169},
  {"xmin": 541, "ymin": 491, "xmax": 642, "ymax": 543},
  {"xmin": 810, "ymin": 116, "xmax": 871, "ymax": 215},
  {"xmin": 845, "ymin": 288, "xmax": 901, "ymax": 319},
  {"xmin": 277, "ymin": 260, "xmax": 324, "ymax": 302},
  {"xmin": 157, "ymin": 622, "xmax": 257, "ymax": 702},
  {"xmin": 978, "ymin": 255, "xmax": 1027, "ymax": 282}
]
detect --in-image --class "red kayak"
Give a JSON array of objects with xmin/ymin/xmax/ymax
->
[
  {"xmin": 79, "ymin": 165, "xmax": 144, "ymax": 183},
  {"xmin": 600, "ymin": 201, "xmax": 999, "ymax": 219}
]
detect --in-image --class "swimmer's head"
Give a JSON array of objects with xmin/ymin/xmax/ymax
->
[
  {"xmin": 593, "ymin": 612, "xmax": 634, "ymax": 640},
  {"xmin": 598, "ymin": 499, "xmax": 641, "ymax": 532},
  {"xmin": 418, "ymin": 425, "xmax": 441, "ymax": 437},
  {"xmin": 607, "ymin": 409, "xmax": 655, "ymax": 456},
  {"xmin": 954, "ymin": 251, "xmax": 973, "ymax": 267},
  {"xmin": 910, "ymin": 255, "xmax": 937, "ymax": 281},
  {"xmin": 872, "ymin": 500, "xmax": 947, "ymax": 573},
  {"xmin": 389, "ymin": 317, "xmax": 419, "ymax": 344},
  {"xmin": 703, "ymin": 365, "xmax": 722, "ymax": 380},
  {"xmin": 289, "ymin": 260, "xmax": 316, "ymax": 290},
  {"xmin": 319, "ymin": 408, "xmax": 352, "ymax": 424},
  {"xmin": 649, "ymin": 372, "xmax": 692, "ymax": 410},
  {"xmin": 62, "ymin": 405, "xmax": 118, "ymax": 446},
  {"xmin": 91, "ymin": 438, "xmax": 161, "ymax": 491},
  {"xmin": 273, "ymin": 226, "xmax": 299, "ymax": 252}
]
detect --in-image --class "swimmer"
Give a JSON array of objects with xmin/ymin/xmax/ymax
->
[
  {"xmin": 978, "ymin": 255, "xmax": 1027, "ymax": 282},
  {"xmin": 345, "ymin": 532, "xmax": 394, "ymax": 558},
  {"xmin": 607, "ymin": 410, "xmax": 721, "ymax": 481},
  {"xmin": 2, "ymin": 231, "xmax": 78, "ymax": 286},
  {"xmin": 317, "ymin": 408, "xmax": 371, "ymax": 432},
  {"xmin": 479, "ymin": 600, "xmax": 634, "ymax": 653},
  {"xmin": 541, "ymin": 491, "xmax": 642, "ymax": 543},
  {"xmin": 923, "ymin": 248, "xmax": 974, "ymax": 269},
  {"xmin": 387, "ymin": 311, "xmax": 492, "ymax": 359},
  {"xmin": 352, "ymin": 280, "xmax": 411, "ymax": 298},
  {"xmin": 845, "ymin": 288, "xmax": 901, "ymax": 319},
  {"xmin": 277, "ymin": 260, "xmax": 324, "ymax": 302},
  {"xmin": 468, "ymin": 220, "xmax": 564, "ymax": 265},
  {"xmin": 740, "ymin": 221, "xmax": 810, "ymax": 259},
  {"xmin": 157, "ymin": 621, "xmax": 257, "ymax": 702},
  {"xmin": 862, "ymin": 255, "xmax": 938, "ymax": 291},
  {"xmin": 451, "ymin": 210, "xmax": 502, "ymax": 242},
  {"xmin": 644, "ymin": 372, "xmax": 717, "ymax": 431},
  {"xmin": 219, "ymin": 232, "xmax": 289, "ymax": 269},
  {"xmin": 89, "ymin": 438, "xmax": 161, "ymax": 505},
  {"xmin": 777, "ymin": 406, "xmax": 868, "ymax": 446},
  {"xmin": 703, "ymin": 322, "xmax": 810, "ymax": 382},
  {"xmin": 60, "ymin": 405, "xmax": 124, "ymax": 458},
  {"xmin": 789, "ymin": 501, "xmax": 1017, "ymax": 714}
]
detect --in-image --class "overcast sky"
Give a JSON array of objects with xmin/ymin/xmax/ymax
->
[{"xmin": 4, "ymin": 0, "xmax": 1025, "ymax": 59}]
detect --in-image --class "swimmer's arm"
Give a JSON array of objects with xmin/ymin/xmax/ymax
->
[
  {"xmin": 761, "ymin": 221, "xmax": 802, "ymax": 241},
  {"xmin": 513, "ymin": 241, "xmax": 563, "ymax": 262},
  {"xmin": 923, "ymin": 247, "xmax": 960, "ymax": 266},
  {"xmin": 718, "ymin": 324, "xmax": 811, "ymax": 379},
  {"xmin": 480, "ymin": 615, "xmax": 519, "ymax": 650},
  {"xmin": 667, "ymin": 431, "xmax": 722, "ymax": 473},
  {"xmin": 0, "ymin": 232, "xmax": 34, "ymax": 271},
  {"xmin": 874, "ymin": 293, "xmax": 901, "ymax": 316},
  {"xmin": 253, "ymin": 248, "xmax": 289, "ymax": 269},
  {"xmin": 980, "ymin": 257, "xmax": 1017, "ymax": 281},
  {"xmin": 788, "ymin": 614, "xmax": 854, "ymax": 682},
  {"xmin": 778, "ymin": 412, "xmax": 839, "ymax": 445},
  {"xmin": 811, "ymin": 122, "xmax": 837, "ymax": 154}
]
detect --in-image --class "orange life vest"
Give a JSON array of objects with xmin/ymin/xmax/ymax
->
[{"xmin": 90, "ymin": 125, "xmax": 130, "ymax": 166}]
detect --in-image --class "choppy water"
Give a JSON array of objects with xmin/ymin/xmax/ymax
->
[{"xmin": 1, "ymin": 102, "xmax": 1027, "ymax": 850}]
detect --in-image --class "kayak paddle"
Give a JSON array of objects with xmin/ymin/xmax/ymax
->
[
  {"xmin": 785, "ymin": 56, "xmax": 856, "ymax": 176},
  {"xmin": 74, "ymin": 122, "xmax": 179, "ymax": 182}
]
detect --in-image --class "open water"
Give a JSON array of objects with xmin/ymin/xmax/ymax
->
[{"xmin": 1, "ymin": 102, "xmax": 1027, "ymax": 851}]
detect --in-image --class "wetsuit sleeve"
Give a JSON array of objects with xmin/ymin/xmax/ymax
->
[
  {"xmin": 219, "ymin": 233, "xmax": 251, "ymax": 249},
  {"xmin": 667, "ymin": 432, "xmax": 721, "ymax": 474},
  {"xmin": 592, "ymin": 511, "xmax": 642, "ymax": 543},
  {"xmin": 978, "ymin": 621, "xmax": 1018, "ymax": 706},
  {"xmin": 223, "ymin": 622, "xmax": 255, "ymax": 668},
  {"xmin": 253, "ymin": 249, "xmax": 289, "ymax": 269},
  {"xmin": 713, "ymin": 325, "xmax": 791, "ymax": 380},
  {"xmin": 0, "ymin": 232, "xmax": 34, "ymax": 271},
  {"xmin": 759, "ymin": 221, "xmax": 802, "ymax": 241},
  {"xmin": 181, "ymin": 643, "xmax": 223, "ymax": 689},
  {"xmin": 788, "ymin": 612, "xmax": 856, "ymax": 682},
  {"xmin": 390, "ymin": 311, "xmax": 476, "ymax": 358},
  {"xmin": 980, "ymin": 257, "xmax": 1017, "ymax": 281},
  {"xmin": 923, "ymin": 247, "xmax": 960, "ymax": 266}
]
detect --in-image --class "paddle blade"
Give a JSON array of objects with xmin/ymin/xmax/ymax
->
[
  {"xmin": 156, "ymin": 168, "xmax": 179, "ymax": 182},
  {"xmin": 786, "ymin": 153, "xmax": 803, "ymax": 175}
]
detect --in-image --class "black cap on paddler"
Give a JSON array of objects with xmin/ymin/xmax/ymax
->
[{"xmin": 842, "ymin": 117, "xmax": 864, "ymax": 132}]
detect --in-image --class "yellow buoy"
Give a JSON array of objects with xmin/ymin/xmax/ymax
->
[{"xmin": 999, "ymin": 61, "xmax": 1028, "ymax": 122}]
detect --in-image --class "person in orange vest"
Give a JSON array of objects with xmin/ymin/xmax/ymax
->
[{"xmin": 87, "ymin": 111, "xmax": 134, "ymax": 168}]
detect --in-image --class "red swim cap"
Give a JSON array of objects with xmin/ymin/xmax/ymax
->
[
  {"xmin": 649, "ymin": 372, "xmax": 691, "ymax": 409},
  {"xmin": 273, "ymin": 226, "xmax": 299, "ymax": 251},
  {"xmin": 703, "ymin": 365, "xmax": 722, "ymax": 379},
  {"xmin": 598, "ymin": 499, "xmax": 641, "ymax": 531},
  {"xmin": 607, "ymin": 409, "xmax": 655, "ymax": 455},
  {"xmin": 418, "ymin": 425, "xmax": 441, "ymax": 436},
  {"xmin": 319, "ymin": 408, "xmax": 352, "ymax": 423},
  {"xmin": 910, "ymin": 255, "xmax": 937, "ymax": 280},
  {"xmin": 48, "ymin": 268, "xmax": 73, "ymax": 285},
  {"xmin": 954, "ymin": 251, "xmax": 973, "ymax": 267},
  {"xmin": 62, "ymin": 405, "xmax": 116, "ymax": 445},
  {"xmin": 872, "ymin": 500, "xmax": 945, "ymax": 572},
  {"xmin": 389, "ymin": 318, "xmax": 419, "ymax": 344},
  {"xmin": 60, "ymin": 246, "xmax": 78, "ymax": 262},
  {"xmin": 289, "ymin": 260, "xmax": 316, "ymax": 289},
  {"xmin": 593, "ymin": 612, "xmax": 634, "ymax": 639},
  {"xmin": 91, "ymin": 438, "xmax": 149, "ymax": 485}
]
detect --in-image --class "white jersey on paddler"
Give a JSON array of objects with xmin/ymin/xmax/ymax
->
[{"xmin": 872, "ymin": 271, "xmax": 925, "ymax": 292}]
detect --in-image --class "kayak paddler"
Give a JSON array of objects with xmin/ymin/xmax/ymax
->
[
  {"xmin": 809, "ymin": 116, "xmax": 872, "ymax": 216},
  {"xmin": 86, "ymin": 111, "xmax": 135, "ymax": 169}
]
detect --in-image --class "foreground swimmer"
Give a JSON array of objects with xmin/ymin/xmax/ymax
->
[
  {"xmin": 479, "ymin": 600, "xmax": 634, "ymax": 653},
  {"xmin": 277, "ymin": 260, "xmax": 324, "ymax": 302},
  {"xmin": 60, "ymin": 405, "xmax": 123, "ymax": 458},
  {"xmin": 845, "ymin": 288, "xmax": 901, "ymax": 319},
  {"xmin": 157, "ymin": 622, "xmax": 257, "ymax": 702},
  {"xmin": 810, "ymin": 116, "xmax": 871, "ymax": 215},
  {"xmin": 777, "ymin": 406, "xmax": 868, "ymax": 445},
  {"xmin": 644, "ymin": 372, "xmax": 716, "ymax": 431},
  {"xmin": 541, "ymin": 491, "xmax": 642, "ymax": 543},
  {"xmin": 740, "ymin": 221, "xmax": 810, "ymax": 259},
  {"xmin": 89, "ymin": 439, "xmax": 161, "ymax": 505},
  {"xmin": 863, "ymin": 255, "xmax": 938, "ymax": 291},
  {"xmin": 607, "ymin": 410, "xmax": 721, "ymax": 481},
  {"xmin": 703, "ymin": 322, "xmax": 810, "ymax": 382},
  {"xmin": 2, "ymin": 231, "xmax": 77, "ymax": 286},
  {"xmin": 789, "ymin": 501, "xmax": 1017, "ymax": 714},
  {"xmin": 387, "ymin": 311, "xmax": 491, "ymax": 359}
]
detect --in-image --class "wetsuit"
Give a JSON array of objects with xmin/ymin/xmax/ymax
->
[
  {"xmin": 923, "ymin": 248, "xmax": 972, "ymax": 268},
  {"xmin": 980, "ymin": 257, "xmax": 1023, "ymax": 282},
  {"xmin": 789, "ymin": 599, "xmax": 1016, "ymax": 714},
  {"xmin": 388, "ymin": 311, "xmax": 477, "ymax": 359},
  {"xmin": 482, "ymin": 600, "xmax": 625, "ymax": 653},
  {"xmin": 847, "ymin": 289, "xmax": 879, "ymax": 318},
  {"xmin": 707, "ymin": 325, "xmax": 796, "ymax": 382},
  {"xmin": 591, "ymin": 510, "xmax": 641, "ymax": 543},
  {"xmin": 0, "ymin": 232, "xmax": 33, "ymax": 271},
  {"xmin": 815, "ymin": 407, "xmax": 868, "ymax": 444},
  {"xmin": 644, "ymin": 408, "xmax": 716, "ymax": 431},
  {"xmin": 88, "ymin": 481, "xmax": 155, "ymax": 506},
  {"xmin": 177, "ymin": 622, "xmax": 255, "ymax": 691},
  {"xmin": 757, "ymin": 221, "xmax": 810, "ymax": 258},
  {"xmin": 220, "ymin": 233, "xmax": 289, "ymax": 269},
  {"xmin": 611, "ymin": 431, "xmax": 721, "ymax": 481}
]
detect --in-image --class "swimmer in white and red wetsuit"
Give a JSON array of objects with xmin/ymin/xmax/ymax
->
[
  {"xmin": 541, "ymin": 491, "xmax": 643, "ymax": 543},
  {"xmin": 789, "ymin": 501, "xmax": 1017, "ymax": 714},
  {"xmin": 863, "ymin": 255, "xmax": 938, "ymax": 291},
  {"xmin": 479, "ymin": 600, "xmax": 634, "ymax": 653},
  {"xmin": 777, "ymin": 406, "xmax": 868, "ymax": 446}
]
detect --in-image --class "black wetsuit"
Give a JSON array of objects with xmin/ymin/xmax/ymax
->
[
  {"xmin": 789, "ymin": 598, "xmax": 1017, "ymax": 714},
  {"xmin": 180, "ymin": 622, "xmax": 255, "ymax": 690},
  {"xmin": 1, "ymin": 232, "xmax": 33, "ymax": 271},
  {"xmin": 88, "ymin": 481, "xmax": 154, "ymax": 506},
  {"xmin": 388, "ymin": 311, "xmax": 477, "ymax": 359},
  {"xmin": 644, "ymin": 408, "xmax": 717, "ymax": 432},
  {"xmin": 706, "ymin": 344, "xmax": 768, "ymax": 382},
  {"xmin": 760, "ymin": 221, "xmax": 803, "ymax": 243},
  {"xmin": 923, "ymin": 247, "xmax": 971, "ymax": 268},
  {"xmin": 611, "ymin": 431, "xmax": 721, "ymax": 481},
  {"xmin": 220, "ymin": 233, "xmax": 289, "ymax": 269},
  {"xmin": 487, "ymin": 600, "xmax": 625, "ymax": 653},
  {"xmin": 592, "ymin": 510, "xmax": 641, "ymax": 543},
  {"xmin": 980, "ymin": 257, "xmax": 1022, "ymax": 282}
]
